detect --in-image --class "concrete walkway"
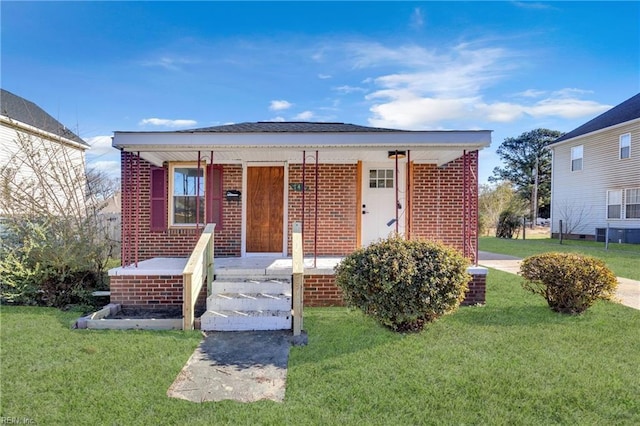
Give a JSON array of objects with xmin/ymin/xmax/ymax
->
[
  {"xmin": 478, "ymin": 251, "xmax": 640, "ymax": 310},
  {"xmin": 167, "ymin": 331, "xmax": 293, "ymax": 403}
]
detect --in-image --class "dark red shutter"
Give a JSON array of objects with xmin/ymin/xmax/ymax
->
[
  {"xmin": 206, "ymin": 164, "xmax": 223, "ymax": 229},
  {"xmin": 150, "ymin": 166, "xmax": 167, "ymax": 231}
]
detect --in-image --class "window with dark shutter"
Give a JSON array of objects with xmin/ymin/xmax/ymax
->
[
  {"xmin": 206, "ymin": 164, "xmax": 224, "ymax": 229},
  {"xmin": 150, "ymin": 166, "xmax": 167, "ymax": 231}
]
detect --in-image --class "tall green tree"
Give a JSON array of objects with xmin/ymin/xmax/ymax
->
[{"xmin": 489, "ymin": 128, "xmax": 563, "ymax": 221}]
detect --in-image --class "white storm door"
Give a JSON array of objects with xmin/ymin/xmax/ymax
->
[{"xmin": 361, "ymin": 163, "xmax": 406, "ymax": 246}]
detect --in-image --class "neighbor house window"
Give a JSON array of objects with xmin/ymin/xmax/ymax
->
[
  {"xmin": 607, "ymin": 190, "xmax": 622, "ymax": 219},
  {"xmin": 170, "ymin": 164, "xmax": 205, "ymax": 226},
  {"xmin": 625, "ymin": 188, "xmax": 640, "ymax": 219},
  {"xmin": 571, "ymin": 145, "xmax": 583, "ymax": 171},
  {"xmin": 369, "ymin": 169, "xmax": 394, "ymax": 188},
  {"xmin": 620, "ymin": 133, "xmax": 631, "ymax": 159}
]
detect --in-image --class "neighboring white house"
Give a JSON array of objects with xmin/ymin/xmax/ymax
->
[
  {"xmin": 0, "ymin": 89, "xmax": 89, "ymax": 217},
  {"xmin": 547, "ymin": 93, "xmax": 640, "ymax": 244}
]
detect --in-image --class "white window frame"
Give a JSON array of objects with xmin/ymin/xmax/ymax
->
[
  {"xmin": 606, "ymin": 189, "xmax": 622, "ymax": 219},
  {"xmin": 369, "ymin": 168, "xmax": 395, "ymax": 189},
  {"xmin": 571, "ymin": 145, "xmax": 583, "ymax": 171},
  {"xmin": 620, "ymin": 133, "xmax": 631, "ymax": 160},
  {"xmin": 625, "ymin": 188, "xmax": 640, "ymax": 219},
  {"xmin": 168, "ymin": 162, "xmax": 206, "ymax": 227}
]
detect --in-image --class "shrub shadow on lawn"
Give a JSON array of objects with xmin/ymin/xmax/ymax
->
[{"xmin": 196, "ymin": 330, "xmax": 292, "ymax": 370}]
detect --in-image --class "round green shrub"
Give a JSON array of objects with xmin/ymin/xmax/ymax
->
[
  {"xmin": 495, "ymin": 208, "xmax": 521, "ymax": 239},
  {"xmin": 334, "ymin": 236, "xmax": 470, "ymax": 332},
  {"xmin": 519, "ymin": 252, "xmax": 618, "ymax": 314}
]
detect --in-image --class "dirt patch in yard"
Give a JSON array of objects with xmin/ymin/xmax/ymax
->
[{"xmin": 107, "ymin": 307, "xmax": 182, "ymax": 319}]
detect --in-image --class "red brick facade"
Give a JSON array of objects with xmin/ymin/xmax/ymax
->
[
  {"xmin": 117, "ymin": 151, "xmax": 484, "ymax": 309},
  {"xmin": 120, "ymin": 152, "xmax": 242, "ymax": 262},
  {"xmin": 121, "ymin": 152, "xmax": 478, "ymax": 263},
  {"xmin": 287, "ymin": 164, "xmax": 359, "ymax": 256},
  {"xmin": 411, "ymin": 152, "xmax": 478, "ymax": 264}
]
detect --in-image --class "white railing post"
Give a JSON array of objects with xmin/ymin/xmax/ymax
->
[{"xmin": 292, "ymin": 221, "xmax": 304, "ymax": 336}]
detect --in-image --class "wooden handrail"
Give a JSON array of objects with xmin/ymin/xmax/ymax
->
[
  {"xmin": 292, "ymin": 221, "xmax": 304, "ymax": 336},
  {"xmin": 182, "ymin": 223, "xmax": 215, "ymax": 330}
]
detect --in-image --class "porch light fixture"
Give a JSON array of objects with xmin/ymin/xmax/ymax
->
[{"xmin": 388, "ymin": 150, "xmax": 406, "ymax": 159}]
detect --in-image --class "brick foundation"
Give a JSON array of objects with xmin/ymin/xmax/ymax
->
[
  {"xmin": 110, "ymin": 270, "xmax": 486, "ymax": 311},
  {"xmin": 110, "ymin": 274, "xmax": 207, "ymax": 312},
  {"xmin": 304, "ymin": 274, "xmax": 344, "ymax": 307},
  {"xmin": 303, "ymin": 270, "xmax": 487, "ymax": 307}
]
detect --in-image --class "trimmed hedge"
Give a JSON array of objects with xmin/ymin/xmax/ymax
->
[
  {"xmin": 334, "ymin": 236, "xmax": 470, "ymax": 332},
  {"xmin": 519, "ymin": 252, "xmax": 618, "ymax": 314}
]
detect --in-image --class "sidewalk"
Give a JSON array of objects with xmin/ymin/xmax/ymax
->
[{"xmin": 478, "ymin": 251, "xmax": 640, "ymax": 310}]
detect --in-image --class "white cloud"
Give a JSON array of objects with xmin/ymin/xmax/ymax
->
[
  {"xmin": 550, "ymin": 88, "xmax": 593, "ymax": 98},
  {"xmin": 269, "ymin": 100, "xmax": 293, "ymax": 111},
  {"xmin": 515, "ymin": 89, "xmax": 547, "ymax": 98},
  {"xmin": 294, "ymin": 111, "xmax": 314, "ymax": 121},
  {"xmin": 475, "ymin": 101, "xmax": 526, "ymax": 123},
  {"xmin": 87, "ymin": 160, "xmax": 120, "ymax": 178},
  {"xmin": 513, "ymin": 2, "xmax": 556, "ymax": 10},
  {"xmin": 369, "ymin": 96, "xmax": 477, "ymax": 129},
  {"xmin": 333, "ymin": 85, "xmax": 367, "ymax": 94},
  {"xmin": 266, "ymin": 116, "xmax": 286, "ymax": 122},
  {"xmin": 368, "ymin": 92, "xmax": 611, "ymax": 129},
  {"xmin": 139, "ymin": 118, "xmax": 197, "ymax": 128},
  {"xmin": 140, "ymin": 56, "xmax": 199, "ymax": 71},
  {"xmin": 85, "ymin": 135, "xmax": 114, "ymax": 156},
  {"xmin": 347, "ymin": 40, "xmax": 610, "ymax": 128},
  {"xmin": 318, "ymin": 74, "xmax": 332, "ymax": 79},
  {"xmin": 525, "ymin": 97, "xmax": 610, "ymax": 119},
  {"xmin": 410, "ymin": 7, "xmax": 424, "ymax": 29}
]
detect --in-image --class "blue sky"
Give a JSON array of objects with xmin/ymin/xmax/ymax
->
[{"xmin": 2, "ymin": 1, "xmax": 638, "ymax": 183}]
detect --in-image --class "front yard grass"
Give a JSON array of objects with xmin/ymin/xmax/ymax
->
[
  {"xmin": 2, "ymin": 269, "xmax": 639, "ymax": 425},
  {"xmin": 480, "ymin": 236, "xmax": 640, "ymax": 280}
]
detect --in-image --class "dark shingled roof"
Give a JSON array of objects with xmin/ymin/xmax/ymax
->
[
  {"xmin": 1, "ymin": 88, "xmax": 87, "ymax": 146},
  {"xmin": 553, "ymin": 93, "xmax": 640, "ymax": 144},
  {"xmin": 180, "ymin": 121, "xmax": 405, "ymax": 133}
]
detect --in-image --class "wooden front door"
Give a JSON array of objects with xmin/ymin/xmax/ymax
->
[{"xmin": 247, "ymin": 166, "xmax": 284, "ymax": 253}]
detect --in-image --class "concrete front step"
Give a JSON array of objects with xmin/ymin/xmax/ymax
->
[
  {"xmin": 202, "ymin": 279, "xmax": 293, "ymax": 331},
  {"xmin": 211, "ymin": 280, "xmax": 290, "ymax": 294},
  {"xmin": 200, "ymin": 310, "xmax": 292, "ymax": 331},
  {"xmin": 215, "ymin": 270, "xmax": 292, "ymax": 282},
  {"xmin": 206, "ymin": 292, "xmax": 292, "ymax": 311}
]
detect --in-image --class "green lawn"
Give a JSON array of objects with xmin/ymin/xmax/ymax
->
[
  {"xmin": 480, "ymin": 236, "xmax": 640, "ymax": 280},
  {"xmin": 2, "ymin": 270, "xmax": 639, "ymax": 425}
]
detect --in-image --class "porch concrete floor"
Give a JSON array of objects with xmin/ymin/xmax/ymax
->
[{"xmin": 110, "ymin": 256, "xmax": 343, "ymax": 277}]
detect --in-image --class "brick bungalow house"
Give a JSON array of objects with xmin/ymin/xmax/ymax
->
[{"xmin": 109, "ymin": 122, "xmax": 491, "ymax": 330}]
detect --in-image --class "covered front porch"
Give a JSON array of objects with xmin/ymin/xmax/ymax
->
[{"xmin": 115, "ymin": 123, "xmax": 490, "ymax": 264}]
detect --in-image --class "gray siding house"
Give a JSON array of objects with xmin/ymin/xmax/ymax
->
[{"xmin": 547, "ymin": 93, "xmax": 640, "ymax": 243}]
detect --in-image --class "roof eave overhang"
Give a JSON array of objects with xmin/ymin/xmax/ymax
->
[
  {"xmin": 1, "ymin": 115, "xmax": 89, "ymax": 150},
  {"xmin": 112, "ymin": 130, "xmax": 492, "ymax": 151},
  {"xmin": 546, "ymin": 117, "xmax": 640, "ymax": 150}
]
